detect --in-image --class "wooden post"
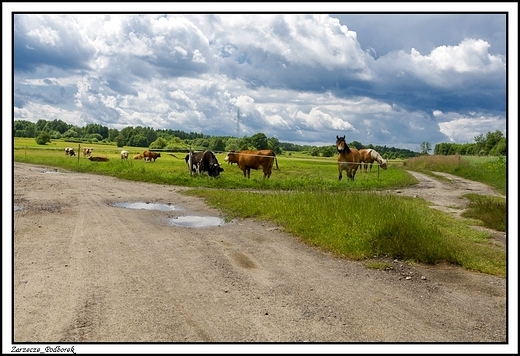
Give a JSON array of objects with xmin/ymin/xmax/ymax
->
[{"xmin": 188, "ymin": 149, "xmax": 193, "ymax": 176}]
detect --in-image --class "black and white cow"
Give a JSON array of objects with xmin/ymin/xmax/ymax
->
[
  {"xmin": 185, "ymin": 151, "xmax": 224, "ymax": 178},
  {"xmin": 65, "ymin": 147, "xmax": 76, "ymax": 156}
]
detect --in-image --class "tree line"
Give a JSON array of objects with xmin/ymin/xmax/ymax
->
[
  {"xmin": 14, "ymin": 119, "xmax": 505, "ymax": 159},
  {"xmin": 433, "ymin": 130, "xmax": 506, "ymax": 156}
]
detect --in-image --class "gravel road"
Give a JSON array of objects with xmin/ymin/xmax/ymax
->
[{"xmin": 10, "ymin": 163, "xmax": 513, "ymax": 353}]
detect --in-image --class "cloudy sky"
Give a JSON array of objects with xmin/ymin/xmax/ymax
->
[{"xmin": 5, "ymin": 3, "xmax": 517, "ymax": 151}]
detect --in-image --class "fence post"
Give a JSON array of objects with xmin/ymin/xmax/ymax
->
[
  {"xmin": 188, "ymin": 149, "xmax": 193, "ymax": 176},
  {"xmin": 78, "ymin": 144, "xmax": 81, "ymax": 163}
]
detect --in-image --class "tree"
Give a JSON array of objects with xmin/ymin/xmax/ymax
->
[
  {"xmin": 250, "ymin": 132, "xmax": 268, "ymax": 150},
  {"xmin": 149, "ymin": 137, "xmax": 169, "ymax": 150},
  {"xmin": 350, "ymin": 140, "xmax": 363, "ymax": 150},
  {"xmin": 35, "ymin": 131, "xmax": 51, "ymax": 145},
  {"xmin": 62, "ymin": 129, "xmax": 79, "ymax": 139},
  {"xmin": 225, "ymin": 138, "xmax": 240, "ymax": 151},
  {"xmin": 419, "ymin": 142, "xmax": 432, "ymax": 155},
  {"xmin": 484, "ymin": 130, "xmax": 503, "ymax": 155},
  {"xmin": 267, "ymin": 137, "xmax": 282, "ymax": 155},
  {"xmin": 209, "ymin": 137, "xmax": 226, "ymax": 152}
]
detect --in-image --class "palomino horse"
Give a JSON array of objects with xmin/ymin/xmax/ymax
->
[
  {"xmin": 359, "ymin": 148, "xmax": 388, "ymax": 173},
  {"xmin": 336, "ymin": 135, "xmax": 361, "ymax": 181}
]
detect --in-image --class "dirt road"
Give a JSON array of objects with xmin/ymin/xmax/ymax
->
[{"xmin": 10, "ymin": 163, "xmax": 511, "ymax": 350}]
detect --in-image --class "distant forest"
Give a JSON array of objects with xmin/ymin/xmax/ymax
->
[{"xmin": 14, "ymin": 119, "xmax": 506, "ymax": 159}]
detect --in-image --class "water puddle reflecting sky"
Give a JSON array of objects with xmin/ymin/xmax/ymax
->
[
  {"xmin": 110, "ymin": 201, "xmax": 230, "ymax": 228},
  {"xmin": 111, "ymin": 202, "xmax": 183, "ymax": 211},
  {"xmin": 168, "ymin": 216, "xmax": 227, "ymax": 228}
]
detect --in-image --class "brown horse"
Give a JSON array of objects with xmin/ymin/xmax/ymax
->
[
  {"xmin": 336, "ymin": 135, "xmax": 361, "ymax": 181},
  {"xmin": 359, "ymin": 148, "xmax": 388, "ymax": 173}
]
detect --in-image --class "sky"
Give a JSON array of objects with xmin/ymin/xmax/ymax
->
[{"xmin": 5, "ymin": 3, "xmax": 517, "ymax": 152}]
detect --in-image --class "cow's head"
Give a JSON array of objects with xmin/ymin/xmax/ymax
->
[{"xmin": 208, "ymin": 163, "xmax": 224, "ymax": 177}]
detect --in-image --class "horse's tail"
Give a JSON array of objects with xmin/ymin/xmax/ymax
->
[{"xmin": 275, "ymin": 156, "xmax": 280, "ymax": 171}]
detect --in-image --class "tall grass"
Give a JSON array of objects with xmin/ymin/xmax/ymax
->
[
  {"xmin": 187, "ymin": 189, "xmax": 506, "ymax": 277},
  {"xmin": 404, "ymin": 154, "xmax": 506, "ymax": 195},
  {"xmin": 462, "ymin": 194, "xmax": 507, "ymax": 231}
]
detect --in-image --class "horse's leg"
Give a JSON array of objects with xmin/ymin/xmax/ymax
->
[{"xmin": 338, "ymin": 164, "xmax": 343, "ymax": 180}]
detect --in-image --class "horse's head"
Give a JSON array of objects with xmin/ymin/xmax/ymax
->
[
  {"xmin": 336, "ymin": 135, "xmax": 348, "ymax": 154},
  {"xmin": 380, "ymin": 160, "xmax": 388, "ymax": 170}
]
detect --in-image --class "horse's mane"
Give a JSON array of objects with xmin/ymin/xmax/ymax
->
[{"xmin": 370, "ymin": 149, "xmax": 384, "ymax": 163}]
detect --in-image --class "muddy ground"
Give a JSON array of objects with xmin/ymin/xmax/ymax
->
[{"xmin": 9, "ymin": 162, "xmax": 514, "ymax": 353}]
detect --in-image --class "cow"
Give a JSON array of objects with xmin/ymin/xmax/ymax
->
[
  {"xmin": 185, "ymin": 151, "xmax": 224, "ymax": 178},
  {"xmin": 64, "ymin": 147, "xmax": 75, "ymax": 156},
  {"xmin": 224, "ymin": 150, "xmax": 279, "ymax": 179},
  {"xmin": 120, "ymin": 150, "xmax": 129, "ymax": 160},
  {"xmin": 82, "ymin": 147, "xmax": 93, "ymax": 157},
  {"xmin": 143, "ymin": 150, "xmax": 161, "ymax": 162},
  {"xmin": 88, "ymin": 156, "xmax": 109, "ymax": 162},
  {"xmin": 133, "ymin": 154, "xmax": 144, "ymax": 160},
  {"xmin": 65, "ymin": 147, "xmax": 76, "ymax": 156}
]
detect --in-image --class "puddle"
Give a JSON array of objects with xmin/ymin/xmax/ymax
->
[
  {"xmin": 168, "ymin": 216, "xmax": 228, "ymax": 228},
  {"xmin": 14, "ymin": 206, "xmax": 22, "ymax": 211},
  {"xmin": 111, "ymin": 202, "xmax": 183, "ymax": 211}
]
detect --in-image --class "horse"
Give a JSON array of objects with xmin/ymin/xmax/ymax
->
[
  {"xmin": 335, "ymin": 135, "xmax": 361, "ymax": 181},
  {"xmin": 359, "ymin": 148, "xmax": 388, "ymax": 173}
]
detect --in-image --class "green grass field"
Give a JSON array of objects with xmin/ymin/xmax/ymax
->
[{"xmin": 13, "ymin": 138, "xmax": 508, "ymax": 277}]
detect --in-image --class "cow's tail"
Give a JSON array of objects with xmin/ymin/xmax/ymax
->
[
  {"xmin": 168, "ymin": 153, "xmax": 184, "ymax": 160},
  {"xmin": 274, "ymin": 156, "xmax": 280, "ymax": 171}
]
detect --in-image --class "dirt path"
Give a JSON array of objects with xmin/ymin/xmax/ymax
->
[{"xmin": 10, "ymin": 163, "xmax": 510, "ymax": 350}]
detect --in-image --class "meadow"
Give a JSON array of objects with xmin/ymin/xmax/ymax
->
[{"xmin": 13, "ymin": 138, "xmax": 507, "ymax": 277}]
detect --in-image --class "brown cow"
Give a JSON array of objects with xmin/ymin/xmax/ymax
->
[
  {"xmin": 133, "ymin": 154, "xmax": 144, "ymax": 160},
  {"xmin": 224, "ymin": 150, "xmax": 279, "ymax": 179},
  {"xmin": 88, "ymin": 156, "xmax": 109, "ymax": 162},
  {"xmin": 143, "ymin": 150, "xmax": 161, "ymax": 162}
]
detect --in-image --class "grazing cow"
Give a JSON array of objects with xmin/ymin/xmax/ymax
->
[
  {"xmin": 64, "ymin": 147, "xmax": 75, "ymax": 156},
  {"xmin": 88, "ymin": 156, "xmax": 109, "ymax": 162},
  {"xmin": 143, "ymin": 150, "xmax": 161, "ymax": 162},
  {"xmin": 185, "ymin": 151, "xmax": 224, "ymax": 178},
  {"xmin": 133, "ymin": 154, "xmax": 144, "ymax": 160},
  {"xmin": 82, "ymin": 147, "xmax": 93, "ymax": 157},
  {"xmin": 120, "ymin": 150, "xmax": 129, "ymax": 160},
  {"xmin": 224, "ymin": 150, "xmax": 279, "ymax": 179}
]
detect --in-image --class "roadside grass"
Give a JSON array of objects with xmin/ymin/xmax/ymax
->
[
  {"xmin": 403, "ymin": 154, "xmax": 507, "ymax": 233},
  {"xmin": 13, "ymin": 142, "xmax": 507, "ymax": 277},
  {"xmin": 462, "ymin": 194, "xmax": 507, "ymax": 232},
  {"xmin": 186, "ymin": 189, "xmax": 506, "ymax": 277},
  {"xmin": 404, "ymin": 154, "xmax": 506, "ymax": 195}
]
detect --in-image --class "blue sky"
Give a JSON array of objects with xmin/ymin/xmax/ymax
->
[{"xmin": 5, "ymin": 3, "xmax": 516, "ymax": 152}]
